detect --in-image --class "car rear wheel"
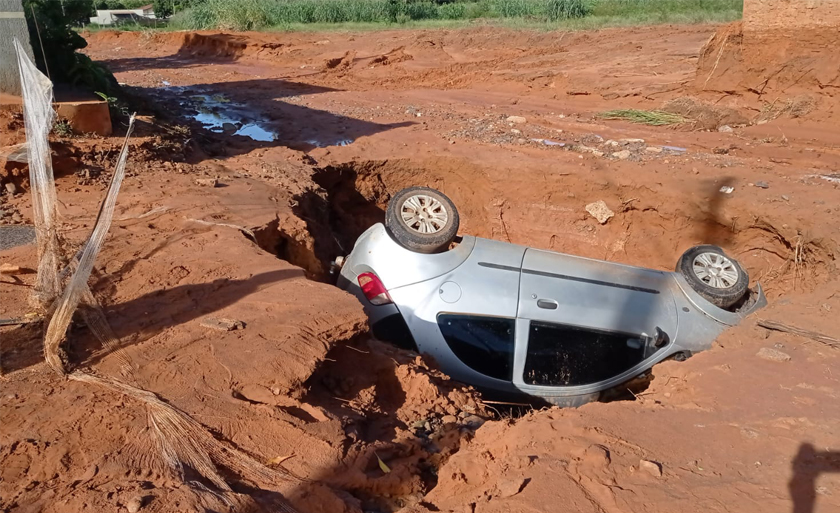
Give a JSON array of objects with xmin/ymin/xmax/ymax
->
[
  {"xmin": 676, "ymin": 245, "xmax": 749, "ymax": 309},
  {"xmin": 385, "ymin": 186, "xmax": 459, "ymax": 253}
]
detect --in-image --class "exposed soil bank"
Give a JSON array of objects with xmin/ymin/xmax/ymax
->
[{"xmin": 2, "ymin": 22, "xmax": 839, "ymax": 513}]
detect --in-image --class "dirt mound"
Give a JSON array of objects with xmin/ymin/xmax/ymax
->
[
  {"xmin": 696, "ymin": 22, "xmax": 840, "ymax": 101},
  {"xmin": 259, "ymin": 157, "xmax": 837, "ymax": 297},
  {"xmin": 371, "ymin": 47, "xmax": 414, "ymax": 67},
  {"xmin": 415, "ymin": 282, "xmax": 840, "ymax": 513},
  {"xmin": 661, "ymin": 96, "xmax": 749, "ymax": 130}
]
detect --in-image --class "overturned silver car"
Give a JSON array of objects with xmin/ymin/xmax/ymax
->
[{"xmin": 336, "ymin": 187, "xmax": 766, "ymax": 406}]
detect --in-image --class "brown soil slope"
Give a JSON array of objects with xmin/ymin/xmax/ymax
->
[{"xmin": 2, "ymin": 23, "xmax": 839, "ymax": 513}]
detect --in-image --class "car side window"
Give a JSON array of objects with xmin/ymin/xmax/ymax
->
[
  {"xmin": 437, "ymin": 314, "xmax": 515, "ymax": 381},
  {"xmin": 524, "ymin": 321, "xmax": 649, "ymax": 386}
]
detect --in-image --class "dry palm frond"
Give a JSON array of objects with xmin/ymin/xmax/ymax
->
[{"xmin": 598, "ymin": 109, "xmax": 687, "ymax": 126}]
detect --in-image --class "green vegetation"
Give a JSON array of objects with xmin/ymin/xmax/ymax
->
[
  {"xmin": 53, "ymin": 119, "xmax": 74, "ymax": 137},
  {"xmin": 163, "ymin": 0, "xmax": 742, "ymax": 31},
  {"xmin": 598, "ymin": 109, "xmax": 688, "ymax": 126},
  {"xmin": 24, "ymin": 0, "xmax": 119, "ymax": 94}
]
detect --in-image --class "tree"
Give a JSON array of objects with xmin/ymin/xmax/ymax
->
[
  {"xmin": 23, "ymin": 0, "xmax": 118, "ymax": 93},
  {"xmin": 153, "ymin": 0, "xmax": 173, "ymax": 18}
]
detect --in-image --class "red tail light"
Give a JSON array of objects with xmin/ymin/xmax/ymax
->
[{"xmin": 357, "ymin": 272, "xmax": 392, "ymax": 305}]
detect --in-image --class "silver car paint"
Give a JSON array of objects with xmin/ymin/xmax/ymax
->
[{"xmin": 338, "ymin": 223, "xmax": 767, "ymax": 406}]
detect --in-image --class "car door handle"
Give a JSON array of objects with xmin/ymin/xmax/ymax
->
[{"xmin": 537, "ymin": 299, "xmax": 558, "ymax": 310}]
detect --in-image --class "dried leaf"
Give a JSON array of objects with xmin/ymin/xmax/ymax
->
[
  {"xmin": 266, "ymin": 454, "xmax": 294, "ymax": 466},
  {"xmin": 375, "ymin": 453, "xmax": 391, "ymax": 474}
]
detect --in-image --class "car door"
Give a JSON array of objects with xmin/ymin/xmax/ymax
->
[
  {"xmin": 387, "ymin": 237, "xmax": 525, "ymax": 393},
  {"xmin": 513, "ymin": 248, "xmax": 678, "ymax": 390}
]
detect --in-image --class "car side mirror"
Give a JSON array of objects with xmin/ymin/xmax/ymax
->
[{"xmin": 639, "ymin": 327, "xmax": 669, "ymax": 351}]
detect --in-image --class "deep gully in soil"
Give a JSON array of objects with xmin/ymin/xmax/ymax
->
[{"xmin": 250, "ymin": 158, "xmax": 833, "ymax": 296}]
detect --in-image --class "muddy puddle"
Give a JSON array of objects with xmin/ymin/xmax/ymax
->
[
  {"xmin": 154, "ymin": 86, "xmax": 356, "ymax": 148},
  {"xmin": 181, "ymin": 92, "xmax": 278, "ymax": 142}
]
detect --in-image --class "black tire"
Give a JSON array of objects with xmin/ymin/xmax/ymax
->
[
  {"xmin": 676, "ymin": 245, "xmax": 749, "ymax": 309},
  {"xmin": 385, "ymin": 186, "xmax": 459, "ymax": 254}
]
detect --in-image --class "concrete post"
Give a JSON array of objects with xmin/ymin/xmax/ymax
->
[{"xmin": 0, "ymin": 0, "xmax": 35, "ymax": 95}]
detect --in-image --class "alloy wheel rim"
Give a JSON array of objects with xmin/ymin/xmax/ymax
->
[
  {"xmin": 400, "ymin": 194, "xmax": 448, "ymax": 234},
  {"xmin": 692, "ymin": 252, "xmax": 739, "ymax": 289}
]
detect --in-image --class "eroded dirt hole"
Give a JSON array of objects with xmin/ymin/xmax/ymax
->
[
  {"xmin": 300, "ymin": 337, "xmax": 489, "ymax": 512},
  {"xmin": 252, "ymin": 161, "xmax": 400, "ymax": 280},
  {"xmin": 245, "ymin": 157, "xmax": 838, "ymax": 511}
]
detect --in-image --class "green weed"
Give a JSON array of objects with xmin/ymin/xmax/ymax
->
[{"xmin": 53, "ymin": 119, "xmax": 74, "ymax": 137}]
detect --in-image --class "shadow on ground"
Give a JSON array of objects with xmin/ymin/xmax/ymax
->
[{"xmin": 790, "ymin": 443, "xmax": 840, "ymax": 513}]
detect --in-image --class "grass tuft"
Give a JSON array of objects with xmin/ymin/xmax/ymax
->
[{"xmin": 599, "ymin": 109, "xmax": 688, "ymax": 126}]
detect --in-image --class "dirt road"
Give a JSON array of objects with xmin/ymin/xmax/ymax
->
[{"xmin": 1, "ymin": 22, "xmax": 839, "ymax": 513}]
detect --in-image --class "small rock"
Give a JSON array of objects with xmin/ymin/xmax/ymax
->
[
  {"xmin": 639, "ymin": 459, "xmax": 662, "ymax": 477},
  {"xmin": 719, "ymin": 186, "xmax": 735, "ymax": 194},
  {"xmin": 0, "ymin": 263, "xmax": 22, "ymax": 275},
  {"xmin": 592, "ymin": 150, "xmax": 604, "ymax": 157},
  {"xmin": 506, "ymin": 115, "xmax": 526, "ymax": 124},
  {"xmin": 756, "ymin": 347, "xmax": 791, "ymax": 362},
  {"xmin": 510, "ymin": 129, "xmax": 521, "ymax": 134},
  {"xmin": 645, "ymin": 146, "xmax": 663, "ymax": 153},
  {"xmin": 222, "ymin": 122, "xmax": 237, "ymax": 133},
  {"xmin": 11, "ymin": 213, "xmax": 22, "ymax": 223},
  {"xmin": 781, "ymin": 194, "xmax": 790, "ymax": 201},
  {"xmin": 497, "ymin": 477, "xmax": 527, "ymax": 498},
  {"xmin": 195, "ymin": 178, "xmax": 219, "ymax": 187},
  {"xmin": 441, "ymin": 415, "xmax": 458, "ymax": 425},
  {"xmin": 583, "ymin": 444, "xmax": 611, "ymax": 467},
  {"xmin": 126, "ymin": 496, "xmax": 143, "ymax": 513},
  {"xmin": 605, "ymin": 140, "xmax": 618, "ymax": 147},
  {"xmin": 755, "ymin": 181, "xmax": 770, "ymax": 189},
  {"xmin": 621, "ymin": 138, "xmax": 645, "ymax": 144},
  {"xmin": 718, "ymin": 125, "xmax": 733, "ymax": 133},
  {"xmin": 200, "ymin": 317, "xmax": 245, "ymax": 331},
  {"xmin": 612, "ymin": 150, "xmax": 631, "ymax": 160},
  {"xmin": 462, "ymin": 415, "xmax": 486, "ymax": 429},
  {"xmin": 713, "ymin": 147, "xmax": 729, "ymax": 155},
  {"xmin": 585, "ymin": 200, "xmax": 615, "ymax": 224},
  {"xmin": 4, "ymin": 182, "xmax": 17, "ymax": 195}
]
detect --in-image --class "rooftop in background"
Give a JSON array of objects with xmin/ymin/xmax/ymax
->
[{"xmin": 90, "ymin": 5, "xmax": 157, "ymax": 26}]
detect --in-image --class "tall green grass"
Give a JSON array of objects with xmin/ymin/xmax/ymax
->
[{"xmin": 166, "ymin": 0, "xmax": 742, "ymax": 31}]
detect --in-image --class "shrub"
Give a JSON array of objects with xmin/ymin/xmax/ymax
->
[
  {"xmin": 546, "ymin": 0, "xmax": 591, "ymax": 20},
  {"xmin": 24, "ymin": 0, "xmax": 119, "ymax": 94}
]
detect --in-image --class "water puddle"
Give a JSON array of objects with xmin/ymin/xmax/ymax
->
[
  {"xmin": 305, "ymin": 138, "xmax": 355, "ymax": 148},
  {"xmin": 181, "ymin": 92, "xmax": 278, "ymax": 142},
  {"xmin": 153, "ymin": 86, "xmax": 357, "ymax": 148}
]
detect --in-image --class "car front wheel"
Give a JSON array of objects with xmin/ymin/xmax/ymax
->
[
  {"xmin": 385, "ymin": 186, "xmax": 460, "ymax": 253},
  {"xmin": 677, "ymin": 245, "xmax": 749, "ymax": 309}
]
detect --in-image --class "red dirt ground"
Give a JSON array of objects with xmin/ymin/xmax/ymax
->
[{"xmin": 2, "ymin": 22, "xmax": 839, "ymax": 513}]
